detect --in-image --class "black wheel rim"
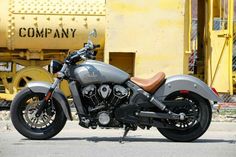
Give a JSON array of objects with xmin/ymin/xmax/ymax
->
[{"xmin": 166, "ymin": 94, "xmax": 201, "ymax": 130}]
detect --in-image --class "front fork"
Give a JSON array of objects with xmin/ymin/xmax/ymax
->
[{"xmin": 35, "ymin": 64, "xmax": 67, "ymax": 117}]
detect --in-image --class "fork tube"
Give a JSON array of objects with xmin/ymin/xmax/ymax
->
[{"xmin": 35, "ymin": 78, "xmax": 61, "ymax": 117}]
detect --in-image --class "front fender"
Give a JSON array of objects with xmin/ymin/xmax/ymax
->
[
  {"xmin": 27, "ymin": 81, "xmax": 72, "ymax": 120},
  {"xmin": 154, "ymin": 75, "xmax": 223, "ymax": 103}
]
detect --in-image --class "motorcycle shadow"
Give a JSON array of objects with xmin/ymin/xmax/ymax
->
[
  {"xmin": 52, "ymin": 136, "xmax": 168, "ymax": 143},
  {"xmin": 51, "ymin": 137, "xmax": 236, "ymax": 144}
]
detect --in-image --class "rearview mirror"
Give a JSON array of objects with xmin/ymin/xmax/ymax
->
[{"xmin": 89, "ymin": 29, "xmax": 97, "ymax": 38}]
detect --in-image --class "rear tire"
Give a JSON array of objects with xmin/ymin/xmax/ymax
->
[
  {"xmin": 158, "ymin": 92, "xmax": 212, "ymax": 142},
  {"xmin": 10, "ymin": 88, "xmax": 67, "ymax": 140}
]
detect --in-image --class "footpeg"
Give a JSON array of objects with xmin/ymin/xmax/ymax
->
[
  {"xmin": 150, "ymin": 97, "xmax": 166, "ymax": 111},
  {"xmin": 149, "ymin": 96, "xmax": 175, "ymax": 114}
]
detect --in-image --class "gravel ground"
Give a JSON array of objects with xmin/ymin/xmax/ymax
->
[{"xmin": 0, "ymin": 111, "xmax": 10, "ymax": 121}]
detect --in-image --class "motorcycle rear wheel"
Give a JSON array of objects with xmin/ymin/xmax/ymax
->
[
  {"xmin": 158, "ymin": 92, "xmax": 212, "ymax": 142},
  {"xmin": 10, "ymin": 88, "xmax": 67, "ymax": 140}
]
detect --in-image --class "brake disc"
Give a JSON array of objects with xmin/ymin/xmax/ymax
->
[{"xmin": 23, "ymin": 97, "xmax": 54, "ymax": 128}]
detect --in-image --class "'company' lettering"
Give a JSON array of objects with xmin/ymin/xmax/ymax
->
[
  {"xmin": 19, "ymin": 28, "xmax": 26, "ymax": 37},
  {"xmin": 18, "ymin": 27, "xmax": 77, "ymax": 38}
]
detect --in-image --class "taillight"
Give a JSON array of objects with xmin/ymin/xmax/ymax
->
[
  {"xmin": 180, "ymin": 90, "xmax": 189, "ymax": 94},
  {"xmin": 211, "ymin": 87, "xmax": 219, "ymax": 96}
]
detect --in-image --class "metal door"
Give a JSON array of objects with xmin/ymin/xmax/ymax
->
[{"xmin": 206, "ymin": 0, "xmax": 234, "ymax": 94}]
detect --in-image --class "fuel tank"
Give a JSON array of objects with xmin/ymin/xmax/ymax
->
[{"xmin": 70, "ymin": 60, "xmax": 130, "ymax": 85}]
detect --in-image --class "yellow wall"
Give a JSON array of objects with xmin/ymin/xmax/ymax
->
[{"xmin": 105, "ymin": 0, "xmax": 187, "ymax": 78}]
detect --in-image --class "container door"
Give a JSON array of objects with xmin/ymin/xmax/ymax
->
[{"xmin": 206, "ymin": 0, "xmax": 234, "ymax": 94}]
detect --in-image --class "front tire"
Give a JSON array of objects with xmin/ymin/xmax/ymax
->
[
  {"xmin": 158, "ymin": 92, "xmax": 212, "ymax": 142},
  {"xmin": 10, "ymin": 88, "xmax": 67, "ymax": 140}
]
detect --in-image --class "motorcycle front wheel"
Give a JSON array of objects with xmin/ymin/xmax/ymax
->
[
  {"xmin": 158, "ymin": 92, "xmax": 212, "ymax": 142},
  {"xmin": 10, "ymin": 88, "xmax": 67, "ymax": 140}
]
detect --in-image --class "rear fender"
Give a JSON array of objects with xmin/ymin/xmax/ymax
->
[
  {"xmin": 154, "ymin": 75, "xmax": 223, "ymax": 103},
  {"xmin": 27, "ymin": 81, "xmax": 72, "ymax": 120}
]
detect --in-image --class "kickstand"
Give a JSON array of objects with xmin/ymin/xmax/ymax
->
[{"xmin": 119, "ymin": 126, "xmax": 130, "ymax": 144}]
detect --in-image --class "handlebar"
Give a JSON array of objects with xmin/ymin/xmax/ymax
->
[{"xmin": 65, "ymin": 43, "xmax": 99, "ymax": 64}]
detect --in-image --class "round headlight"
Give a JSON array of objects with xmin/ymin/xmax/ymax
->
[{"xmin": 49, "ymin": 60, "xmax": 63, "ymax": 74}]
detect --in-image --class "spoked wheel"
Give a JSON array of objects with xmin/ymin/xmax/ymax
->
[
  {"xmin": 10, "ymin": 88, "xmax": 66, "ymax": 140},
  {"xmin": 158, "ymin": 92, "xmax": 212, "ymax": 142}
]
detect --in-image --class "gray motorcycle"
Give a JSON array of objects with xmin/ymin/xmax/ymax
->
[{"xmin": 10, "ymin": 30, "xmax": 222, "ymax": 142}]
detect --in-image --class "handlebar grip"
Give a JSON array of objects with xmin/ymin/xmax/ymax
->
[{"xmin": 93, "ymin": 44, "xmax": 100, "ymax": 49}]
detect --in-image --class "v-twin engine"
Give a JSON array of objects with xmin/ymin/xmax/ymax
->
[{"xmin": 82, "ymin": 84, "xmax": 129, "ymax": 126}]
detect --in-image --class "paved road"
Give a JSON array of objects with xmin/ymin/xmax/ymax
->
[{"xmin": 0, "ymin": 121, "xmax": 236, "ymax": 157}]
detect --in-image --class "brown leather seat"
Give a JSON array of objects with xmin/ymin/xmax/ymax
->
[{"xmin": 131, "ymin": 72, "xmax": 166, "ymax": 93}]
